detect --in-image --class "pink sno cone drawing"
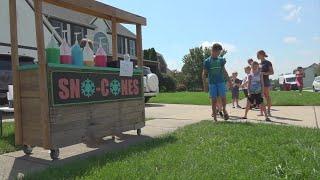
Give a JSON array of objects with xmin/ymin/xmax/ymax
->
[
  {"xmin": 94, "ymin": 37, "xmax": 107, "ymax": 67},
  {"xmin": 60, "ymin": 30, "xmax": 72, "ymax": 64},
  {"xmin": 83, "ymin": 35, "xmax": 95, "ymax": 66}
]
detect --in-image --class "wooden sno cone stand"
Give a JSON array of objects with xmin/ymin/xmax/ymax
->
[{"xmin": 9, "ymin": 0, "xmax": 147, "ymax": 160}]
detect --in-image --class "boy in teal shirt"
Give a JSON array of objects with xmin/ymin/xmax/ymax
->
[{"xmin": 202, "ymin": 43, "xmax": 231, "ymax": 121}]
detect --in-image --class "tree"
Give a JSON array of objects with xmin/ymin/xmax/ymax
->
[
  {"xmin": 169, "ymin": 70, "xmax": 185, "ymax": 85},
  {"xmin": 181, "ymin": 47, "xmax": 211, "ymax": 91},
  {"xmin": 143, "ymin": 48, "xmax": 157, "ymax": 61}
]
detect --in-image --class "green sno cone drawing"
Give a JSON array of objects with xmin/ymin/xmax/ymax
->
[
  {"xmin": 81, "ymin": 79, "xmax": 96, "ymax": 97},
  {"xmin": 110, "ymin": 79, "xmax": 121, "ymax": 96}
]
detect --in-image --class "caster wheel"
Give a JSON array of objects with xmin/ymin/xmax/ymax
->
[
  {"xmin": 50, "ymin": 149, "xmax": 60, "ymax": 160},
  {"xmin": 137, "ymin": 129, "xmax": 142, "ymax": 136},
  {"xmin": 22, "ymin": 145, "xmax": 33, "ymax": 155}
]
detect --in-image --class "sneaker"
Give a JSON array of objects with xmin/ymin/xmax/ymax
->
[
  {"xmin": 224, "ymin": 113, "xmax": 229, "ymax": 121},
  {"xmin": 219, "ymin": 111, "xmax": 224, "ymax": 118},
  {"xmin": 237, "ymin": 105, "xmax": 242, "ymax": 109},
  {"xmin": 232, "ymin": 106, "xmax": 235, "ymax": 108},
  {"xmin": 266, "ymin": 118, "xmax": 271, "ymax": 122}
]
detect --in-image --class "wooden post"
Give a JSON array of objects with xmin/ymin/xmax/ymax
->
[
  {"xmin": 9, "ymin": 0, "xmax": 23, "ymax": 145},
  {"xmin": 112, "ymin": 18, "xmax": 118, "ymax": 61},
  {"xmin": 34, "ymin": 0, "xmax": 51, "ymax": 148},
  {"xmin": 136, "ymin": 24, "xmax": 143, "ymax": 67}
]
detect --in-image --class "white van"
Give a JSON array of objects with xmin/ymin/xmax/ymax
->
[{"xmin": 279, "ymin": 74, "xmax": 298, "ymax": 91}]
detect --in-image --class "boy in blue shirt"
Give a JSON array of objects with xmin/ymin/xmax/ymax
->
[{"xmin": 202, "ymin": 43, "xmax": 231, "ymax": 121}]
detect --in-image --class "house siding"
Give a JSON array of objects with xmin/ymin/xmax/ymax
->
[
  {"xmin": 0, "ymin": 0, "xmax": 52, "ymax": 60},
  {"xmin": 304, "ymin": 66, "xmax": 317, "ymax": 88}
]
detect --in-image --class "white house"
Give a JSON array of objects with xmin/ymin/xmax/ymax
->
[
  {"xmin": 0, "ymin": 0, "xmax": 140, "ymax": 67},
  {"xmin": 302, "ymin": 63, "xmax": 320, "ymax": 88}
]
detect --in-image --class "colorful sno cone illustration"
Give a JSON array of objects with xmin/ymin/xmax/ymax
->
[
  {"xmin": 94, "ymin": 37, "xmax": 107, "ymax": 67},
  {"xmin": 45, "ymin": 27, "xmax": 60, "ymax": 64},
  {"xmin": 83, "ymin": 36, "xmax": 94, "ymax": 66},
  {"xmin": 60, "ymin": 30, "xmax": 72, "ymax": 64},
  {"xmin": 71, "ymin": 32, "xmax": 83, "ymax": 66}
]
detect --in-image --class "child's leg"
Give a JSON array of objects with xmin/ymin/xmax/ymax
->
[
  {"xmin": 218, "ymin": 83, "xmax": 229, "ymax": 120},
  {"xmin": 244, "ymin": 100, "xmax": 251, "ymax": 118},
  {"xmin": 299, "ymin": 86, "xmax": 303, "ymax": 94},
  {"xmin": 209, "ymin": 84, "xmax": 218, "ymax": 121},
  {"xmin": 211, "ymin": 98, "xmax": 217, "ymax": 120},
  {"xmin": 261, "ymin": 104, "xmax": 267, "ymax": 117},
  {"xmin": 264, "ymin": 87, "xmax": 272, "ymax": 114},
  {"xmin": 259, "ymin": 105, "xmax": 264, "ymax": 116},
  {"xmin": 258, "ymin": 94, "xmax": 270, "ymax": 121},
  {"xmin": 217, "ymin": 98, "xmax": 222, "ymax": 112}
]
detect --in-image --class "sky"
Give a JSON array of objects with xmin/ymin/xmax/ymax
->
[{"xmin": 100, "ymin": 0, "xmax": 320, "ymax": 78}]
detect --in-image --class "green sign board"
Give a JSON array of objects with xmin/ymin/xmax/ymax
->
[{"xmin": 49, "ymin": 71, "xmax": 143, "ymax": 106}]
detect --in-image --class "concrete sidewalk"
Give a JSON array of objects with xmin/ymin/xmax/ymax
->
[{"xmin": 1, "ymin": 103, "xmax": 319, "ymax": 179}]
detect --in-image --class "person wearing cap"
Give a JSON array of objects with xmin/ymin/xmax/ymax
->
[
  {"xmin": 257, "ymin": 50, "xmax": 274, "ymax": 116},
  {"xmin": 202, "ymin": 43, "xmax": 232, "ymax": 121},
  {"xmin": 247, "ymin": 58, "xmax": 254, "ymax": 66}
]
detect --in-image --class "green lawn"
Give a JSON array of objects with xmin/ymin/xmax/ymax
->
[
  {"xmin": 271, "ymin": 91, "xmax": 320, "ymax": 106},
  {"xmin": 150, "ymin": 91, "xmax": 244, "ymax": 105},
  {"xmin": 0, "ymin": 122, "xmax": 21, "ymax": 155},
  {"xmin": 27, "ymin": 122, "xmax": 320, "ymax": 179},
  {"xmin": 149, "ymin": 91, "xmax": 320, "ymax": 106}
]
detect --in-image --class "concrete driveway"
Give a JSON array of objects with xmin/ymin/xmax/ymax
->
[{"xmin": 146, "ymin": 103, "xmax": 320, "ymax": 129}]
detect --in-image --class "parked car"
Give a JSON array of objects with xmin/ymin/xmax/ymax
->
[
  {"xmin": 0, "ymin": 54, "xmax": 35, "ymax": 105},
  {"xmin": 143, "ymin": 66, "xmax": 159, "ymax": 103},
  {"xmin": 279, "ymin": 74, "xmax": 298, "ymax": 91},
  {"xmin": 313, "ymin": 76, "xmax": 320, "ymax": 92}
]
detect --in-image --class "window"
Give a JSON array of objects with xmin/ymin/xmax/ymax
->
[
  {"xmin": 71, "ymin": 25, "xmax": 87, "ymax": 45},
  {"xmin": 48, "ymin": 18, "xmax": 68, "ymax": 43},
  {"xmin": 93, "ymin": 32, "xmax": 109, "ymax": 54},
  {"xmin": 49, "ymin": 18, "xmax": 88, "ymax": 46},
  {"xmin": 129, "ymin": 39, "xmax": 136, "ymax": 56},
  {"xmin": 117, "ymin": 36, "xmax": 126, "ymax": 54}
]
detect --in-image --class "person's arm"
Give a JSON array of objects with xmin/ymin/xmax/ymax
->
[
  {"xmin": 248, "ymin": 76, "xmax": 252, "ymax": 97},
  {"xmin": 263, "ymin": 62, "xmax": 274, "ymax": 76},
  {"xmin": 242, "ymin": 77, "xmax": 249, "ymax": 88},
  {"xmin": 202, "ymin": 69, "xmax": 208, "ymax": 92}
]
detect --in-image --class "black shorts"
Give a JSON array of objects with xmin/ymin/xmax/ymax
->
[
  {"xmin": 232, "ymin": 88, "xmax": 239, "ymax": 99},
  {"xmin": 248, "ymin": 93, "xmax": 263, "ymax": 105}
]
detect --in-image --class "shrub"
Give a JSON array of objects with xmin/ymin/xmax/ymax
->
[
  {"xmin": 176, "ymin": 84, "xmax": 187, "ymax": 92},
  {"xmin": 158, "ymin": 73, "xmax": 177, "ymax": 92}
]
